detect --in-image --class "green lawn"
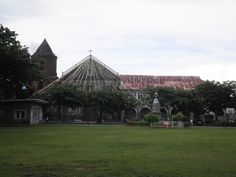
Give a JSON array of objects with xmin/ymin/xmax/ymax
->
[{"xmin": 0, "ymin": 125, "xmax": 235, "ymax": 177}]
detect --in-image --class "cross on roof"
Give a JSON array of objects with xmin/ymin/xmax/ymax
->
[{"xmin": 88, "ymin": 50, "xmax": 93, "ymax": 55}]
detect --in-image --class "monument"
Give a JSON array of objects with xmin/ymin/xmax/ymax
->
[{"xmin": 152, "ymin": 92, "xmax": 160, "ymax": 114}]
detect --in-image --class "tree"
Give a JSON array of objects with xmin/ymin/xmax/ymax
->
[
  {"xmin": 35, "ymin": 84, "xmax": 82, "ymax": 120},
  {"xmin": 195, "ymin": 80, "xmax": 236, "ymax": 115},
  {"xmin": 174, "ymin": 89, "xmax": 204, "ymax": 116},
  {"xmin": 145, "ymin": 87, "xmax": 204, "ymax": 117},
  {"xmin": 111, "ymin": 91, "xmax": 138, "ymax": 120},
  {"xmin": 88, "ymin": 91, "xmax": 113, "ymax": 123},
  {"xmin": 86, "ymin": 90, "xmax": 137, "ymax": 123},
  {"xmin": 0, "ymin": 25, "xmax": 41, "ymax": 99}
]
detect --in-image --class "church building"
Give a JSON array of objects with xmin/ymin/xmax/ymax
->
[
  {"xmin": 33, "ymin": 39, "xmax": 203, "ymax": 93},
  {"xmin": 33, "ymin": 39, "xmax": 203, "ymax": 121}
]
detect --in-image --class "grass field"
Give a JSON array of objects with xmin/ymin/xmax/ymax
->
[{"xmin": 0, "ymin": 125, "xmax": 235, "ymax": 177}]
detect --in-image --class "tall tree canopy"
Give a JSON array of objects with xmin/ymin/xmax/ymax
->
[
  {"xmin": 0, "ymin": 25, "xmax": 41, "ymax": 99},
  {"xmin": 84, "ymin": 90, "xmax": 137, "ymax": 123},
  {"xmin": 195, "ymin": 81, "xmax": 236, "ymax": 115},
  {"xmin": 145, "ymin": 81, "xmax": 236, "ymax": 117},
  {"xmin": 145, "ymin": 86, "xmax": 207, "ymax": 116},
  {"xmin": 174, "ymin": 89, "xmax": 204, "ymax": 116},
  {"xmin": 35, "ymin": 84, "xmax": 83, "ymax": 120},
  {"xmin": 34, "ymin": 84, "xmax": 137, "ymax": 122}
]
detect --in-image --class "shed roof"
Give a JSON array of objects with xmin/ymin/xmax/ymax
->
[{"xmin": 0, "ymin": 99, "xmax": 48, "ymax": 104}]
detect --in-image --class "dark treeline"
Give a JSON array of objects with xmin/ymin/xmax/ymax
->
[{"xmin": 145, "ymin": 80, "xmax": 236, "ymax": 117}]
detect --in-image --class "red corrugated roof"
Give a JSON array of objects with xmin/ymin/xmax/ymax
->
[{"xmin": 120, "ymin": 75, "xmax": 203, "ymax": 90}]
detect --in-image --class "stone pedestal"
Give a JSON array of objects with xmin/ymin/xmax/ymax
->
[{"xmin": 152, "ymin": 92, "xmax": 160, "ymax": 114}]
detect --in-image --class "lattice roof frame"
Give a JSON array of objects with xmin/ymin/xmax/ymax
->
[{"xmin": 36, "ymin": 55, "xmax": 122, "ymax": 94}]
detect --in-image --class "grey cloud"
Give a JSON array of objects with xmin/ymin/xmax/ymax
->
[{"xmin": 0, "ymin": 0, "xmax": 47, "ymax": 19}]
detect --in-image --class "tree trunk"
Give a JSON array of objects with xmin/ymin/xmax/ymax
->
[
  {"xmin": 97, "ymin": 111, "xmax": 103, "ymax": 124},
  {"xmin": 57, "ymin": 105, "xmax": 62, "ymax": 120}
]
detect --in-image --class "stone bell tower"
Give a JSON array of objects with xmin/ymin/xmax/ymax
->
[{"xmin": 32, "ymin": 39, "xmax": 57, "ymax": 90}]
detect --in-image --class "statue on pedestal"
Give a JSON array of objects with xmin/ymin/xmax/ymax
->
[{"xmin": 152, "ymin": 92, "xmax": 160, "ymax": 114}]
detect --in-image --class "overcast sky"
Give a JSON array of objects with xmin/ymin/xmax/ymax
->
[{"xmin": 1, "ymin": 0, "xmax": 236, "ymax": 81}]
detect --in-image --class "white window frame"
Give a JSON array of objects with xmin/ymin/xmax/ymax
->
[{"xmin": 14, "ymin": 110, "xmax": 27, "ymax": 119}]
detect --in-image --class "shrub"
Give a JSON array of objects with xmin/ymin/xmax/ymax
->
[
  {"xmin": 144, "ymin": 113, "xmax": 160, "ymax": 128},
  {"xmin": 144, "ymin": 113, "xmax": 160, "ymax": 123},
  {"xmin": 172, "ymin": 112, "xmax": 188, "ymax": 122}
]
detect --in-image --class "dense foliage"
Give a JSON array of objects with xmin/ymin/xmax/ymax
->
[
  {"xmin": 145, "ymin": 81, "xmax": 236, "ymax": 117},
  {"xmin": 172, "ymin": 112, "xmax": 188, "ymax": 122},
  {"xmin": 0, "ymin": 25, "xmax": 41, "ymax": 99},
  {"xmin": 195, "ymin": 80, "xmax": 236, "ymax": 115},
  {"xmin": 36, "ymin": 81, "xmax": 236, "ymax": 121},
  {"xmin": 35, "ymin": 84, "xmax": 137, "ymax": 121},
  {"xmin": 87, "ymin": 90, "xmax": 137, "ymax": 122},
  {"xmin": 144, "ymin": 113, "xmax": 160, "ymax": 123}
]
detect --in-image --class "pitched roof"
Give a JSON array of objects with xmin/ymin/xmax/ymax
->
[
  {"xmin": 35, "ymin": 55, "xmax": 204, "ymax": 94},
  {"xmin": 37, "ymin": 55, "xmax": 121, "ymax": 93},
  {"xmin": 120, "ymin": 75, "xmax": 203, "ymax": 90},
  {"xmin": 32, "ymin": 39, "xmax": 56, "ymax": 57}
]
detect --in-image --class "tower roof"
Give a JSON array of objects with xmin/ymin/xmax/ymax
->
[
  {"xmin": 60, "ymin": 55, "xmax": 120, "ymax": 88},
  {"xmin": 32, "ymin": 39, "xmax": 56, "ymax": 57}
]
